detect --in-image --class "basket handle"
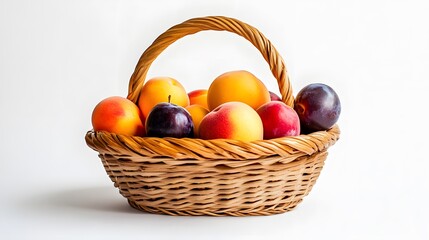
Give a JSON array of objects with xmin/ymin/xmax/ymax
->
[{"xmin": 127, "ymin": 16, "xmax": 294, "ymax": 107}]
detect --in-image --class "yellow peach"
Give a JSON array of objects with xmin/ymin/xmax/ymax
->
[
  {"xmin": 185, "ymin": 105, "xmax": 209, "ymax": 137},
  {"xmin": 138, "ymin": 77, "xmax": 189, "ymax": 118},
  {"xmin": 91, "ymin": 96, "xmax": 145, "ymax": 136},
  {"xmin": 188, "ymin": 89, "xmax": 209, "ymax": 109},
  {"xmin": 199, "ymin": 101, "xmax": 263, "ymax": 141},
  {"xmin": 207, "ymin": 70, "xmax": 270, "ymax": 111}
]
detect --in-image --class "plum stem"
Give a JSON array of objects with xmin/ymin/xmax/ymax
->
[{"xmin": 168, "ymin": 95, "xmax": 171, "ymax": 103}]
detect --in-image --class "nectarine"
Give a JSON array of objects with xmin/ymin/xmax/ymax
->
[
  {"xmin": 91, "ymin": 96, "xmax": 145, "ymax": 136},
  {"xmin": 185, "ymin": 105, "xmax": 209, "ymax": 137},
  {"xmin": 207, "ymin": 70, "xmax": 270, "ymax": 111},
  {"xmin": 199, "ymin": 101, "xmax": 263, "ymax": 141},
  {"xmin": 257, "ymin": 101, "xmax": 300, "ymax": 139},
  {"xmin": 188, "ymin": 89, "xmax": 209, "ymax": 110},
  {"xmin": 138, "ymin": 77, "xmax": 189, "ymax": 118}
]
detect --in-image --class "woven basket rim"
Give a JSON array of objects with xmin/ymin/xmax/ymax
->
[{"xmin": 85, "ymin": 124, "xmax": 340, "ymax": 160}]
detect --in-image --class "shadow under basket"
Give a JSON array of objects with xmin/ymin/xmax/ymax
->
[{"xmin": 85, "ymin": 16, "xmax": 340, "ymax": 216}]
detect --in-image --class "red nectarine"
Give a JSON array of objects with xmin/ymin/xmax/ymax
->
[{"xmin": 257, "ymin": 101, "xmax": 300, "ymax": 139}]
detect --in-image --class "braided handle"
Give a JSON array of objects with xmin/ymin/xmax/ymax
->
[{"xmin": 127, "ymin": 16, "xmax": 294, "ymax": 107}]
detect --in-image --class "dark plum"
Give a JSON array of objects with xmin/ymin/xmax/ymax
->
[
  {"xmin": 294, "ymin": 83, "xmax": 341, "ymax": 133},
  {"xmin": 145, "ymin": 102, "xmax": 194, "ymax": 138},
  {"xmin": 269, "ymin": 91, "xmax": 282, "ymax": 101}
]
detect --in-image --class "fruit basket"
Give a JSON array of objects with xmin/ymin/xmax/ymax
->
[{"xmin": 85, "ymin": 16, "xmax": 340, "ymax": 216}]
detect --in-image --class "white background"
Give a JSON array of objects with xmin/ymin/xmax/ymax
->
[{"xmin": 1, "ymin": 0, "xmax": 428, "ymax": 239}]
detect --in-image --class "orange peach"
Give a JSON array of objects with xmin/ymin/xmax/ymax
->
[
  {"xmin": 207, "ymin": 70, "xmax": 270, "ymax": 111},
  {"xmin": 188, "ymin": 89, "xmax": 209, "ymax": 109},
  {"xmin": 138, "ymin": 77, "xmax": 189, "ymax": 118},
  {"xmin": 185, "ymin": 105, "xmax": 209, "ymax": 137},
  {"xmin": 92, "ymin": 96, "xmax": 145, "ymax": 136},
  {"xmin": 199, "ymin": 101, "xmax": 263, "ymax": 141}
]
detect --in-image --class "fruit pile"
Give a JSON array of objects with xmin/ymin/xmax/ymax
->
[{"xmin": 91, "ymin": 70, "xmax": 341, "ymax": 141}]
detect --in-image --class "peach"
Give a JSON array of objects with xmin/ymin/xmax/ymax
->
[
  {"xmin": 91, "ymin": 96, "xmax": 145, "ymax": 136},
  {"xmin": 138, "ymin": 77, "xmax": 189, "ymax": 118},
  {"xmin": 188, "ymin": 89, "xmax": 209, "ymax": 109},
  {"xmin": 185, "ymin": 105, "xmax": 209, "ymax": 137},
  {"xmin": 199, "ymin": 101, "xmax": 263, "ymax": 141},
  {"xmin": 207, "ymin": 70, "xmax": 270, "ymax": 111}
]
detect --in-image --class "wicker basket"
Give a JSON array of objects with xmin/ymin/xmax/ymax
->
[{"xmin": 85, "ymin": 16, "xmax": 340, "ymax": 216}]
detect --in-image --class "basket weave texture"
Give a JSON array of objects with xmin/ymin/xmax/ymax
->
[{"xmin": 85, "ymin": 16, "xmax": 340, "ymax": 216}]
